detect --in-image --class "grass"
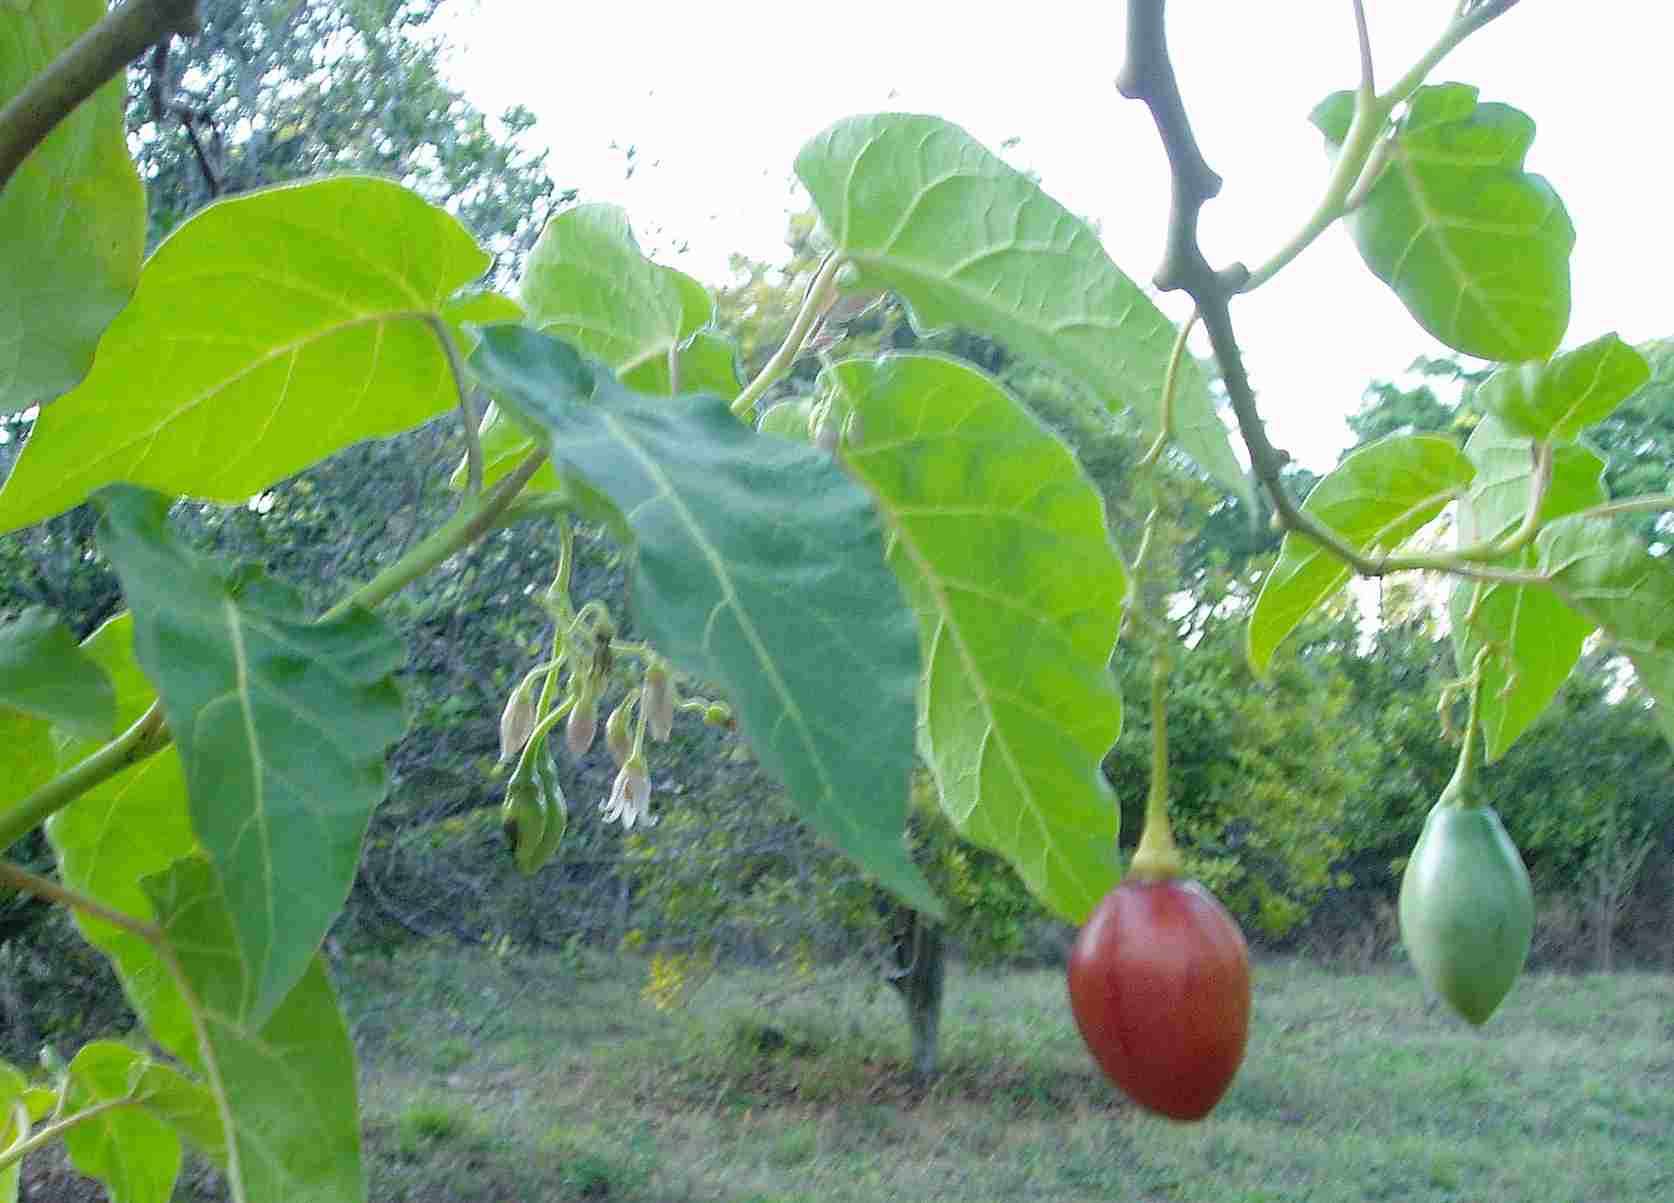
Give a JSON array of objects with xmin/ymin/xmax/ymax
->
[{"xmin": 333, "ymin": 946, "xmax": 1674, "ymax": 1202}]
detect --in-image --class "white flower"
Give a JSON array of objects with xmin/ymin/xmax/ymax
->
[{"xmin": 601, "ymin": 754, "xmax": 654, "ymax": 829}]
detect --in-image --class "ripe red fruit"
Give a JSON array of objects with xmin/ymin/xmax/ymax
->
[{"xmin": 1067, "ymin": 878, "xmax": 1251, "ymax": 1121}]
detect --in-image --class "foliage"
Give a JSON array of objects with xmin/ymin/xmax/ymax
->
[{"xmin": 126, "ymin": 0, "xmax": 565, "ymax": 268}]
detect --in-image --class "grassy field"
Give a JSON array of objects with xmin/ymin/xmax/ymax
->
[{"xmin": 331, "ymin": 946, "xmax": 1672, "ymax": 1202}]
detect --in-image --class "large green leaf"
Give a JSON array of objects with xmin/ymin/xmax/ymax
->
[
  {"xmin": 94, "ymin": 485, "xmax": 406, "ymax": 1028},
  {"xmin": 1538, "ymin": 515, "xmax": 1674, "ymax": 747},
  {"xmin": 0, "ymin": 607, "xmax": 114, "ymax": 738},
  {"xmin": 144, "ymin": 857, "xmax": 362, "ymax": 1203},
  {"xmin": 1248, "ymin": 435, "xmax": 1473, "ymax": 673},
  {"xmin": 1448, "ymin": 570, "xmax": 1593, "ymax": 762},
  {"xmin": 1313, "ymin": 85, "xmax": 1573, "ymax": 362},
  {"xmin": 0, "ymin": 177, "xmax": 491, "ymax": 532},
  {"xmin": 468, "ymin": 325, "xmax": 938, "ymax": 915},
  {"xmin": 794, "ymin": 114, "xmax": 1251, "ymax": 508},
  {"xmin": 62, "ymin": 1042, "xmax": 183, "ymax": 1203},
  {"xmin": 1448, "ymin": 415, "xmax": 1603, "ymax": 759},
  {"xmin": 0, "ymin": 710, "xmax": 51, "ymax": 810},
  {"xmin": 828, "ymin": 355, "xmax": 1124, "ymax": 922},
  {"xmin": 520, "ymin": 204, "xmax": 713, "ymax": 375},
  {"xmin": 1455, "ymin": 415, "xmax": 1609, "ymax": 546},
  {"xmin": 460, "ymin": 327, "xmax": 744, "ymax": 496},
  {"xmin": 461, "ymin": 205, "xmax": 738, "ymax": 494},
  {"xmin": 1477, "ymin": 334, "xmax": 1649, "ymax": 443},
  {"xmin": 1539, "ymin": 516, "xmax": 1674, "ymax": 654},
  {"xmin": 46, "ymin": 613, "xmax": 199, "ymax": 1062},
  {"xmin": 0, "ymin": 0, "xmax": 144, "ymax": 413},
  {"xmin": 620, "ymin": 331, "xmax": 743, "ymax": 401}
]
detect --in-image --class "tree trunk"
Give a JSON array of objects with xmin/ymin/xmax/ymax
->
[{"xmin": 885, "ymin": 909, "xmax": 945, "ymax": 1083}]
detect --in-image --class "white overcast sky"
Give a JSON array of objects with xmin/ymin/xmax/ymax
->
[{"xmin": 435, "ymin": 2, "xmax": 1672, "ymax": 469}]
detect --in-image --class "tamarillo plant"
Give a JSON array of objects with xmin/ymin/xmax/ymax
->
[{"xmin": 1, "ymin": 0, "xmax": 1670, "ymax": 1191}]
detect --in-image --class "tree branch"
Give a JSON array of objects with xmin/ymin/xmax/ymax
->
[
  {"xmin": 1118, "ymin": 0, "xmax": 1535, "ymax": 588},
  {"xmin": 0, "ymin": 0, "xmax": 203, "ymax": 192}
]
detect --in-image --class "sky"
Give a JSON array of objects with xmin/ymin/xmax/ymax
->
[{"xmin": 435, "ymin": 2, "xmax": 1672, "ymax": 470}]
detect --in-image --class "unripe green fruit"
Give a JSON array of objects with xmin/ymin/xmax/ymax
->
[{"xmin": 1399, "ymin": 796, "xmax": 1532, "ymax": 1025}]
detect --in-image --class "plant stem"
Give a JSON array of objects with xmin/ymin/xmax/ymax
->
[
  {"xmin": 0, "ymin": 0, "xmax": 203, "ymax": 192},
  {"xmin": 0, "ymin": 1096, "xmax": 142, "ymax": 1174},
  {"xmin": 1128, "ymin": 648, "xmax": 1183, "ymax": 881},
  {"xmin": 1240, "ymin": 0, "xmax": 1519, "ymax": 294},
  {"xmin": 1139, "ymin": 310, "xmax": 1196, "ymax": 470},
  {"xmin": 1440, "ymin": 646, "xmax": 1492, "ymax": 807},
  {"xmin": 425, "ymin": 315, "xmax": 483, "ymax": 496},
  {"xmin": 730, "ymin": 252, "xmax": 842, "ymax": 419},
  {"xmin": 323, "ymin": 448, "xmax": 547, "ymax": 620},
  {"xmin": 1573, "ymin": 493, "xmax": 1674, "ymax": 522},
  {"xmin": 0, "ymin": 700, "xmax": 168, "ymax": 852},
  {"xmin": 0, "ymin": 860, "xmax": 162, "ymax": 943}
]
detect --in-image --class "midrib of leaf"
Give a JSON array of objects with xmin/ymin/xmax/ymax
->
[
  {"xmin": 221, "ymin": 597, "xmax": 274, "ymax": 1015},
  {"xmin": 165, "ymin": 952, "xmax": 246, "ymax": 1203},
  {"xmin": 47, "ymin": 309, "xmax": 443, "ymax": 501},
  {"xmin": 596, "ymin": 412, "xmax": 844, "ymax": 824},
  {"xmin": 1551, "ymin": 355, "xmax": 1612, "ymax": 437},
  {"xmin": 884, "ymin": 487, "xmax": 1103, "ymax": 906}
]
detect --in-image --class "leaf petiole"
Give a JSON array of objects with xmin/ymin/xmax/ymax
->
[{"xmin": 729, "ymin": 252, "xmax": 842, "ymax": 419}]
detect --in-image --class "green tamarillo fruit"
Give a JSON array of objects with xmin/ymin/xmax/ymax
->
[{"xmin": 1399, "ymin": 778, "xmax": 1533, "ymax": 1025}]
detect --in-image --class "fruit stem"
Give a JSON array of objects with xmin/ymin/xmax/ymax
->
[
  {"xmin": 1129, "ymin": 647, "xmax": 1184, "ymax": 881},
  {"xmin": 1441, "ymin": 646, "xmax": 1492, "ymax": 808}
]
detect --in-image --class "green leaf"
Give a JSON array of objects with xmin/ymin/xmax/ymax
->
[
  {"xmin": 144, "ymin": 858, "xmax": 362, "ymax": 1203},
  {"xmin": 1248, "ymin": 435, "xmax": 1473, "ymax": 673},
  {"xmin": 1477, "ymin": 334, "xmax": 1650, "ymax": 442},
  {"xmin": 795, "ymin": 114, "xmax": 1251, "ymax": 509},
  {"xmin": 1449, "ymin": 417, "xmax": 1604, "ymax": 760},
  {"xmin": 757, "ymin": 397, "xmax": 816, "ymax": 442},
  {"xmin": 1539, "ymin": 516, "xmax": 1674, "ymax": 655},
  {"xmin": 1315, "ymin": 84, "xmax": 1573, "ymax": 362},
  {"xmin": 829, "ymin": 355, "xmax": 1124, "ymax": 922},
  {"xmin": 0, "ymin": 710, "xmax": 52, "ymax": 811},
  {"xmin": 0, "ymin": 0, "xmax": 144, "ymax": 413},
  {"xmin": 442, "ymin": 290, "xmax": 524, "ymax": 355},
  {"xmin": 0, "ymin": 607, "xmax": 114, "ymax": 738},
  {"xmin": 620, "ymin": 331, "xmax": 743, "ymax": 401},
  {"xmin": 1449, "ymin": 571, "xmax": 1593, "ymax": 762},
  {"xmin": 459, "ymin": 204, "xmax": 736, "ymax": 495},
  {"xmin": 46, "ymin": 613, "xmax": 199, "ymax": 1062},
  {"xmin": 520, "ymin": 203, "xmax": 714, "ymax": 375},
  {"xmin": 1622, "ymin": 651, "xmax": 1674, "ymax": 751},
  {"xmin": 0, "ymin": 1062, "xmax": 24, "ymax": 1203},
  {"xmin": 468, "ymin": 325, "xmax": 939, "ymax": 915},
  {"xmin": 1536, "ymin": 515, "xmax": 1674, "ymax": 748},
  {"xmin": 459, "ymin": 332, "xmax": 743, "ymax": 496},
  {"xmin": 0, "ymin": 177, "xmax": 491, "ymax": 532},
  {"xmin": 94, "ymin": 485, "xmax": 406, "ymax": 1027},
  {"xmin": 1457, "ymin": 414, "xmax": 1609, "ymax": 544},
  {"xmin": 63, "ymin": 1042, "xmax": 182, "ymax": 1203}
]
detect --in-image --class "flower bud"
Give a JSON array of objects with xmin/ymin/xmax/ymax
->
[
  {"xmin": 498, "ymin": 679, "xmax": 538, "ymax": 764},
  {"xmin": 605, "ymin": 698, "xmax": 634, "ymax": 768},
  {"xmin": 702, "ymin": 702, "xmax": 733, "ymax": 729},
  {"xmin": 566, "ymin": 693, "xmax": 598, "ymax": 758},
  {"xmin": 643, "ymin": 663, "xmax": 675, "ymax": 742}
]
